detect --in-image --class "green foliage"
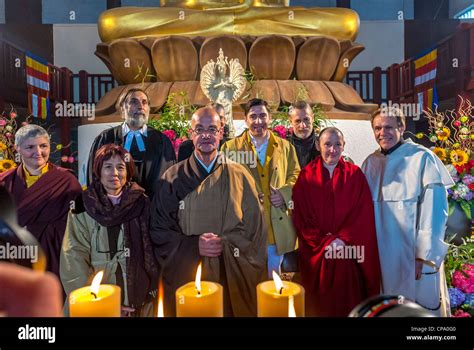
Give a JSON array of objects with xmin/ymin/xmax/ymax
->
[
  {"xmin": 147, "ymin": 92, "xmax": 194, "ymax": 138},
  {"xmin": 444, "ymin": 237, "xmax": 474, "ymax": 287},
  {"xmin": 271, "ymin": 103, "xmax": 330, "ymax": 131}
]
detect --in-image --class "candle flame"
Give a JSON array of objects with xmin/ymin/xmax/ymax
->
[
  {"xmin": 288, "ymin": 295, "xmax": 296, "ymax": 317},
  {"xmin": 272, "ymin": 271, "xmax": 283, "ymax": 294},
  {"xmin": 90, "ymin": 271, "xmax": 104, "ymax": 297},
  {"xmin": 195, "ymin": 263, "xmax": 202, "ymax": 295},
  {"xmin": 157, "ymin": 279, "xmax": 164, "ymax": 317}
]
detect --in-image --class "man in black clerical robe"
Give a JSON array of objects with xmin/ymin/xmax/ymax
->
[{"xmin": 87, "ymin": 88, "xmax": 175, "ymax": 197}]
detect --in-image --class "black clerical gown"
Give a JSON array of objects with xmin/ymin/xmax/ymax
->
[{"xmin": 86, "ymin": 124, "xmax": 176, "ymax": 198}]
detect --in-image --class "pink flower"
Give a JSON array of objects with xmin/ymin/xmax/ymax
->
[
  {"xmin": 173, "ymin": 137, "xmax": 184, "ymax": 150},
  {"xmin": 453, "ymin": 121, "xmax": 461, "ymax": 127},
  {"xmin": 452, "ymin": 264, "xmax": 474, "ymax": 293},
  {"xmin": 273, "ymin": 125, "xmax": 287, "ymax": 139},
  {"xmin": 163, "ymin": 129, "xmax": 176, "ymax": 141},
  {"xmin": 452, "ymin": 310, "xmax": 471, "ymax": 318},
  {"xmin": 462, "ymin": 174, "xmax": 474, "ymax": 186},
  {"xmin": 0, "ymin": 120, "xmax": 6, "ymax": 127}
]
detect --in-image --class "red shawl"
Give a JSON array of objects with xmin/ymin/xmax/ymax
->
[
  {"xmin": 0, "ymin": 163, "xmax": 82, "ymax": 277},
  {"xmin": 292, "ymin": 157, "xmax": 381, "ymax": 317}
]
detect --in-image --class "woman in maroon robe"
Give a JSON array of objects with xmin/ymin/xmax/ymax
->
[
  {"xmin": 0, "ymin": 125, "xmax": 82, "ymax": 278},
  {"xmin": 292, "ymin": 127, "xmax": 381, "ymax": 317}
]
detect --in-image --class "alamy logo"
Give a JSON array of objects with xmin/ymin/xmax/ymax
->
[
  {"xmin": 380, "ymin": 101, "xmax": 422, "ymax": 121},
  {"xmin": 55, "ymin": 101, "xmax": 95, "ymax": 120},
  {"xmin": 18, "ymin": 324, "xmax": 55, "ymax": 343},
  {"xmin": 0, "ymin": 243, "xmax": 38, "ymax": 263},
  {"xmin": 324, "ymin": 244, "xmax": 365, "ymax": 263}
]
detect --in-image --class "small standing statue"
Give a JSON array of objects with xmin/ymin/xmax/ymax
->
[{"xmin": 200, "ymin": 48, "xmax": 246, "ymax": 137}]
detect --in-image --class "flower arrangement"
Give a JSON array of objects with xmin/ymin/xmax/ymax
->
[
  {"xmin": 415, "ymin": 97, "xmax": 473, "ymax": 221},
  {"xmin": 0, "ymin": 109, "xmax": 19, "ymax": 173},
  {"xmin": 147, "ymin": 92, "xmax": 194, "ymax": 155},
  {"xmin": 445, "ymin": 237, "xmax": 474, "ymax": 317},
  {"xmin": 0, "ymin": 108, "xmax": 74, "ymax": 170}
]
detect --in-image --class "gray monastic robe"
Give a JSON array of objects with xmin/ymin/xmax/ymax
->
[{"xmin": 150, "ymin": 154, "xmax": 267, "ymax": 316}]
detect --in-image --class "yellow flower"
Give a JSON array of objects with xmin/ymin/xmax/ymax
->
[
  {"xmin": 0, "ymin": 142, "xmax": 7, "ymax": 152},
  {"xmin": 415, "ymin": 132, "xmax": 424, "ymax": 139},
  {"xmin": 460, "ymin": 116, "xmax": 468, "ymax": 123},
  {"xmin": 0, "ymin": 159, "xmax": 17, "ymax": 172},
  {"xmin": 433, "ymin": 147, "xmax": 446, "ymax": 161},
  {"xmin": 450, "ymin": 150, "xmax": 469, "ymax": 167},
  {"xmin": 437, "ymin": 127, "xmax": 450, "ymax": 141}
]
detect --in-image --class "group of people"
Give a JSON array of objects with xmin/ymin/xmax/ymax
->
[{"xmin": 0, "ymin": 87, "xmax": 454, "ymax": 317}]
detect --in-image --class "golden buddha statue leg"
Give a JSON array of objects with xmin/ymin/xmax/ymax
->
[
  {"xmin": 98, "ymin": 6, "xmax": 359, "ymax": 42},
  {"xmin": 235, "ymin": 7, "xmax": 359, "ymax": 41}
]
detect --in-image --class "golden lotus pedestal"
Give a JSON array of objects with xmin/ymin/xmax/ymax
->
[
  {"xmin": 91, "ymin": 3, "xmax": 376, "ymax": 120},
  {"xmin": 78, "ymin": 4, "xmax": 381, "ymax": 180}
]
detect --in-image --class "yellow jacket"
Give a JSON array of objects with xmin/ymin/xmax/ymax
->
[{"xmin": 221, "ymin": 130, "xmax": 300, "ymax": 255}]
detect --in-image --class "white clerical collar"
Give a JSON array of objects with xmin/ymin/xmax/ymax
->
[
  {"xmin": 194, "ymin": 152, "xmax": 218, "ymax": 174},
  {"xmin": 122, "ymin": 122, "xmax": 148, "ymax": 137}
]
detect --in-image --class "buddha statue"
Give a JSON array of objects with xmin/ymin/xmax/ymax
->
[
  {"xmin": 98, "ymin": 0, "xmax": 359, "ymax": 42},
  {"xmin": 160, "ymin": 0, "xmax": 289, "ymax": 10}
]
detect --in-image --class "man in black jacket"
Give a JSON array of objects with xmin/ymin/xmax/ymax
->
[
  {"xmin": 87, "ymin": 88, "xmax": 176, "ymax": 198},
  {"xmin": 287, "ymin": 101, "xmax": 319, "ymax": 168}
]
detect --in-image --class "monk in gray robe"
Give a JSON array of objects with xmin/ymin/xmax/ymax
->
[{"xmin": 150, "ymin": 107, "xmax": 267, "ymax": 317}]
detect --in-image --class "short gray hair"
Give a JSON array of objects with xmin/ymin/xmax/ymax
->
[
  {"xmin": 319, "ymin": 126, "xmax": 344, "ymax": 141},
  {"xmin": 15, "ymin": 124, "xmax": 50, "ymax": 147}
]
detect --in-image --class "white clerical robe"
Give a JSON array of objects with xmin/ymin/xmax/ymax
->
[{"xmin": 361, "ymin": 139, "xmax": 454, "ymax": 316}]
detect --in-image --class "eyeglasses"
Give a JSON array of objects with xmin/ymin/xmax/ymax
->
[{"xmin": 191, "ymin": 127, "xmax": 221, "ymax": 135}]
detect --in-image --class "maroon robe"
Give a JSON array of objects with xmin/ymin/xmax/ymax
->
[
  {"xmin": 292, "ymin": 157, "xmax": 381, "ymax": 317},
  {"xmin": 0, "ymin": 163, "xmax": 82, "ymax": 277}
]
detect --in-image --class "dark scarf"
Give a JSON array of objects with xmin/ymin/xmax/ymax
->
[{"xmin": 83, "ymin": 181, "xmax": 158, "ymax": 308}]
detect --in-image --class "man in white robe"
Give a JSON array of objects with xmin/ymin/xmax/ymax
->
[{"xmin": 361, "ymin": 107, "xmax": 454, "ymax": 316}]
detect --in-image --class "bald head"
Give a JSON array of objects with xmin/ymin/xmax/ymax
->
[
  {"xmin": 191, "ymin": 107, "xmax": 222, "ymax": 157},
  {"xmin": 317, "ymin": 127, "xmax": 345, "ymax": 166},
  {"xmin": 319, "ymin": 127, "xmax": 344, "ymax": 142},
  {"xmin": 191, "ymin": 107, "xmax": 220, "ymax": 128}
]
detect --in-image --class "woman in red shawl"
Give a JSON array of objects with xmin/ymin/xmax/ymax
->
[
  {"xmin": 0, "ymin": 124, "xmax": 82, "ymax": 278},
  {"xmin": 292, "ymin": 127, "xmax": 381, "ymax": 317}
]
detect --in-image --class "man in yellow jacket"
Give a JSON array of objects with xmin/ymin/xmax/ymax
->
[{"xmin": 221, "ymin": 98, "xmax": 300, "ymax": 277}]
